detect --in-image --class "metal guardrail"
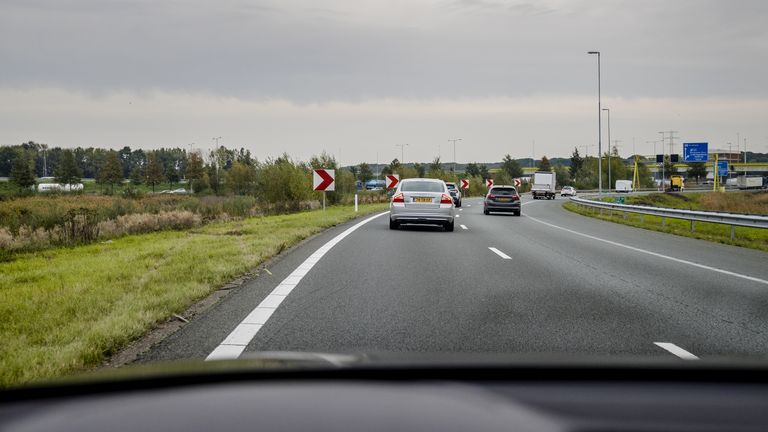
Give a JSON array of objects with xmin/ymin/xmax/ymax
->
[{"xmin": 569, "ymin": 196, "xmax": 768, "ymax": 240}]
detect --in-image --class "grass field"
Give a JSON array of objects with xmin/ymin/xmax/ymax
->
[
  {"xmin": 0, "ymin": 203, "xmax": 388, "ymax": 388},
  {"xmin": 564, "ymin": 198, "xmax": 768, "ymax": 252}
]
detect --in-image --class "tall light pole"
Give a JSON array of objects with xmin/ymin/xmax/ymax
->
[
  {"xmin": 744, "ymin": 137, "xmax": 747, "ymax": 164},
  {"xmin": 395, "ymin": 144, "xmax": 409, "ymax": 164},
  {"xmin": 41, "ymin": 143, "xmax": 48, "ymax": 177},
  {"xmin": 602, "ymin": 107, "xmax": 611, "ymax": 191},
  {"xmin": 658, "ymin": 132, "xmax": 665, "ymax": 190},
  {"xmin": 185, "ymin": 142, "xmax": 195, "ymax": 183},
  {"xmin": 588, "ymin": 51, "xmax": 602, "ymax": 194},
  {"xmin": 212, "ymin": 137, "xmax": 222, "ymax": 192},
  {"xmin": 448, "ymin": 138, "xmax": 462, "ymax": 172}
]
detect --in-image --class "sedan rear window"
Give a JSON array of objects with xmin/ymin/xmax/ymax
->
[
  {"xmin": 490, "ymin": 187, "xmax": 516, "ymax": 195},
  {"xmin": 401, "ymin": 181, "xmax": 445, "ymax": 192}
]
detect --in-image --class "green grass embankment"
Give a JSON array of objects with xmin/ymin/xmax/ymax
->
[
  {"xmin": 564, "ymin": 191, "xmax": 768, "ymax": 252},
  {"xmin": 0, "ymin": 203, "xmax": 388, "ymax": 388}
]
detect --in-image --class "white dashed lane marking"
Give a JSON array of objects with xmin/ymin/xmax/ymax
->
[
  {"xmin": 654, "ymin": 342, "xmax": 699, "ymax": 360},
  {"xmin": 488, "ymin": 247, "xmax": 512, "ymax": 260}
]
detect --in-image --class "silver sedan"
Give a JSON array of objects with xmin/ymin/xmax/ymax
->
[{"xmin": 389, "ymin": 178, "xmax": 456, "ymax": 231}]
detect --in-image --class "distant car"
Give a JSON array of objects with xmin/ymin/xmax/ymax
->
[
  {"xmin": 445, "ymin": 182, "xmax": 462, "ymax": 207},
  {"xmin": 170, "ymin": 188, "xmax": 189, "ymax": 194},
  {"xmin": 390, "ymin": 178, "xmax": 456, "ymax": 231},
  {"xmin": 484, "ymin": 186, "xmax": 521, "ymax": 216},
  {"xmin": 560, "ymin": 186, "xmax": 576, "ymax": 197}
]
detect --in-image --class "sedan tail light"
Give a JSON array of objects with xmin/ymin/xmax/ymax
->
[
  {"xmin": 392, "ymin": 193, "xmax": 404, "ymax": 203},
  {"xmin": 512, "ymin": 194, "xmax": 520, "ymax": 201},
  {"xmin": 440, "ymin": 194, "xmax": 453, "ymax": 204}
]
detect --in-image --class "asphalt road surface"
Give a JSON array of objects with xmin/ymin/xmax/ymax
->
[{"xmin": 142, "ymin": 195, "xmax": 768, "ymax": 363}]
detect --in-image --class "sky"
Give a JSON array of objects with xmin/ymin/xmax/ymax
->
[{"xmin": 1, "ymin": 0, "xmax": 767, "ymax": 164}]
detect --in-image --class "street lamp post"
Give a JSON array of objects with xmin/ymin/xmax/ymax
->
[
  {"xmin": 602, "ymin": 107, "xmax": 611, "ymax": 191},
  {"xmin": 588, "ymin": 51, "xmax": 602, "ymax": 194},
  {"xmin": 395, "ymin": 144, "xmax": 409, "ymax": 165},
  {"xmin": 658, "ymin": 132, "xmax": 665, "ymax": 191},
  {"xmin": 212, "ymin": 137, "xmax": 222, "ymax": 192},
  {"xmin": 448, "ymin": 138, "xmax": 462, "ymax": 172}
]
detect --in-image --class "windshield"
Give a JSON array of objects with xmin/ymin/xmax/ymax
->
[{"xmin": 2, "ymin": 0, "xmax": 768, "ymax": 390}]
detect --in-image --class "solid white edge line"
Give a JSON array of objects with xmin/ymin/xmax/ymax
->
[
  {"xmin": 525, "ymin": 215, "xmax": 768, "ymax": 286},
  {"xmin": 654, "ymin": 342, "xmax": 700, "ymax": 360},
  {"xmin": 206, "ymin": 211, "xmax": 390, "ymax": 361},
  {"xmin": 460, "ymin": 224, "xmax": 468, "ymax": 230},
  {"xmin": 488, "ymin": 247, "xmax": 512, "ymax": 260}
]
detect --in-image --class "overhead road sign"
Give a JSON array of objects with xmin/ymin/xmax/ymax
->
[
  {"xmin": 385, "ymin": 174, "xmax": 399, "ymax": 189},
  {"xmin": 656, "ymin": 154, "xmax": 664, "ymax": 163},
  {"xmin": 460, "ymin": 179, "xmax": 469, "ymax": 189},
  {"xmin": 683, "ymin": 142, "xmax": 708, "ymax": 162},
  {"xmin": 313, "ymin": 169, "xmax": 335, "ymax": 191}
]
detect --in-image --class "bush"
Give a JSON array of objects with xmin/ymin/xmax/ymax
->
[{"xmin": 256, "ymin": 156, "xmax": 313, "ymax": 208}]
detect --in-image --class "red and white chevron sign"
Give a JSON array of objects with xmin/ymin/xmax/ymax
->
[
  {"xmin": 460, "ymin": 179, "xmax": 469, "ymax": 189},
  {"xmin": 514, "ymin": 178, "xmax": 522, "ymax": 187},
  {"xmin": 386, "ymin": 174, "xmax": 400, "ymax": 189},
  {"xmin": 486, "ymin": 178, "xmax": 494, "ymax": 188},
  {"xmin": 313, "ymin": 169, "xmax": 335, "ymax": 191}
]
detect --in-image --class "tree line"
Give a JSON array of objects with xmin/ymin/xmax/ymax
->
[{"xmin": 4, "ymin": 141, "xmax": 699, "ymax": 198}]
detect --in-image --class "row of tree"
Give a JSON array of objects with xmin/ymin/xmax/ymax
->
[{"xmin": 6, "ymin": 141, "xmax": 708, "ymax": 197}]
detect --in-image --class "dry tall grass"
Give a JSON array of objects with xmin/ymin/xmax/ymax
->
[{"xmin": 698, "ymin": 192, "xmax": 768, "ymax": 215}]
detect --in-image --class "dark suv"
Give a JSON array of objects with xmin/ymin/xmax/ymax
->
[{"xmin": 483, "ymin": 186, "xmax": 521, "ymax": 216}]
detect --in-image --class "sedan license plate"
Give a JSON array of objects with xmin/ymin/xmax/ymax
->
[
  {"xmin": 497, "ymin": 197, "xmax": 512, "ymax": 202},
  {"xmin": 414, "ymin": 197, "xmax": 433, "ymax": 203}
]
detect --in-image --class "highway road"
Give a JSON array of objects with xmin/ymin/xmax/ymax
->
[{"xmin": 142, "ymin": 195, "xmax": 768, "ymax": 363}]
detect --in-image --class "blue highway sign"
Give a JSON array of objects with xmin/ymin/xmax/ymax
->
[{"xmin": 683, "ymin": 142, "xmax": 708, "ymax": 162}]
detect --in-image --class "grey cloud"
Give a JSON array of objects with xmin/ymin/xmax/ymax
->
[{"xmin": 1, "ymin": 0, "xmax": 767, "ymax": 101}]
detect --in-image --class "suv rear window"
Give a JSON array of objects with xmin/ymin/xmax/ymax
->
[
  {"xmin": 401, "ymin": 181, "xmax": 445, "ymax": 193},
  {"xmin": 490, "ymin": 187, "xmax": 516, "ymax": 195}
]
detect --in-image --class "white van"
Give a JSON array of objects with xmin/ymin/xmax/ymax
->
[{"xmin": 615, "ymin": 180, "xmax": 633, "ymax": 193}]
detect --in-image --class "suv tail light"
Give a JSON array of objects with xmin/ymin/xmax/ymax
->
[
  {"xmin": 440, "ymin": 194, "xmax": 453, "ymax": 204},
  {"xmin": 512, "ymin": 194, "xmax": 520, "ymax": 201},
  {"xmin": 392, "ymin": 193, "xmax": 404, "ymax": 203},
  {"xmin": 487, "ymin": 194, "xmax": 496, "ymax": 200}
]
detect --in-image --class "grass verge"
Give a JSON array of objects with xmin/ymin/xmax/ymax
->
[
  {"xmin": 563, "ymin": 201, "xmax": 768, "ymax": 252},
  {"xmin": 0, "ymin": 203, "xmax": 388, "ymax": 388}
]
